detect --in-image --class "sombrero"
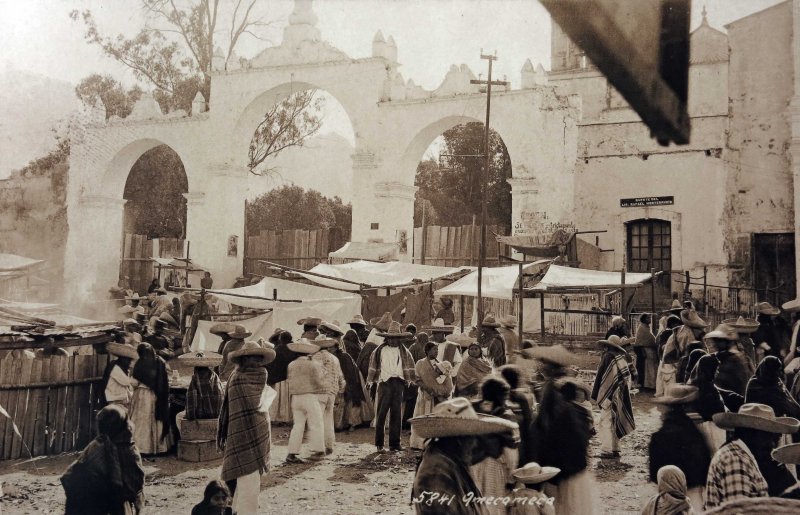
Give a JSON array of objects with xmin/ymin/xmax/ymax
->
[
  {"xmin": 287, "ymin": 339, "xmax": 321, "ymax": 354},
  {"xmin": 445, "ymin": 333, "xmax": 477, "ymax": 348},
  {"xmin": 680, "ymin": 309, "xmax": 708, "ymax": 329},
  {"xmin": 773, "ymin": 443, "xmax": 800, "ymax": 465},
  {"xmin": 369, "ymin": 312, "xmax": 393, "ymax": 332},
  {"xmin": 722, "ymin": 316, "xmax": 760, "ymax": 334},
  {"xmin": 159, "ymin": 311, "xmax": 178, "ymax": 326},
  {"xmin": 210, "ymin": 322, "xmax": 237, "ymax": 337},
  {"xmin": 122, "ymin": 318, "xmax": 140, "ymax": 329},
  {"xmin": 348, "ymin": 314, "xmax": 368, "ymax": 326},
  {"xmin": 499, "ymin": 315, "xmax": 517, "ymax": 329},
  {"xmin": 782, "ymin": 298, "xmax": 800, "ymax": 314},
  {"xmin": 178, "ymin": 351, "xmax": 223, "ymax": 367},
  {"xmin": 268, "ymin": 328, "xmax": 285, "ymax": 344},
  {"xmin": 227, "ymin": 326, "xmax": 252, "ymax": 339},
  {"xmin": 704, "ymin": 324, "xmax": 739, "ymax": 341},
  {"xmin": 311, "ymin": 333, "xmax": 338, "ymax": 349},
  {"xmin": 297, "ymin": 317, "xmax": 322, "ymax": 327},
  {"xmin": 228, "ymin": 340, "xmax": 276, "ymax": 364},
  {"xmin": 377, "ymin": 321, "xmax": 412, "ymax": 339},
  {"xmin": 599, "ymin": 335, "xmax": 626, "ymax": 353},
  {"xmin": 713, "ymin": 403, "xmax": 800, "ymax": 434},
  {"xmin": 125, "ymin": 293, "xmax": 142, "ymax": 301},
  {"xmin": 106, "ymin": 342, "xmax": 138, "ymax": 359},
  {"xmin": 653, "ymin": 384, "xmax": 699, "ymax": 405},
  {"xmin": 320, "ymin": 321, "xmax": 344, "ymax": 337},
  {"xmin": 425, "ymin": 318, "xmax": 454, "ymax": 333},
  {"xmin": 555, "ymin": 376, "xmax": 592, "ymax": 397},
  {"xmin": 520, "ymin": 344, "xmax": 576, "ymax": 366},
  {"xmin": 481, "ymin": 314, "xmax": 500, "ymax": 328},
  {"xmin": 118, "ymin": 305, "xmax": 135, "ymax": 315},
  {"xmin": 511, "ymin": 462, "xmax": 560, "ymax": 484},
  {"xmin": 409, "ymin": 397, "xmax": 518, "ymax": 439},
  {"xmin": 755, "ymin": 302, "xmax": 780, "ymax": 316}
]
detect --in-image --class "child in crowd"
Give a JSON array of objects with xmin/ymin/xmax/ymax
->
[{"xmin": 191, "ymin": 480, "xmax": 232, "ymax": 515}]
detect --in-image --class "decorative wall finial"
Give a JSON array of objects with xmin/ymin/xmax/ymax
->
[{"xmin": 701, "ymin": 4, "xmax": 709, "ymax": 26}]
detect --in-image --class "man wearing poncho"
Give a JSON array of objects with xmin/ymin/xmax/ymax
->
[
  {"xmin": 217, "ymin": 340, "xmax": 276, "ymax": 514},
  {"xmin": 591, "ymin": 335, "xmax": 635, "ymax": 459}
]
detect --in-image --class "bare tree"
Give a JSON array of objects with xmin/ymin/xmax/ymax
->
[{"xmin": 248, "ymin": 90, "xmax": 324, "ymax": 176}]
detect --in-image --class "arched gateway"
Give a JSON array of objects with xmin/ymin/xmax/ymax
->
[{"xmin": 64, "ymin": 0, "xmax": 579, "ymax": 299}]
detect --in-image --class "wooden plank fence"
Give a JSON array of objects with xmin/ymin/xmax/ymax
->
[
  {"xmin": 244, "ymin": 228, "xmax": 345, "ymax": 276},
  {"xmin": 0, "ymin": 354, "xmax": 109, "ymax": 460},
  {"xmin": 413, "ymin": 224, "xmax": 510, "ymax": 267}
]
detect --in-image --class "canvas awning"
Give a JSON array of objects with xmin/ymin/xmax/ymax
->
[
  {"xmin": 530, "ymin": 264, "xmax": 653, "ymax": 291},
  {"xmin": 495, "ymin": 229, "xmax": 575, "ymax": 257},
  {"xmin": 329, "ymin": 241, "xmax": 398, "ymax": 262},
  {"xmin": 434, "ymin": 260, "xmax": 551, "ymax": 300},
  {"xmin": 301, "ymin": 260, "xmax": 473, "ymax": 291},
  {"xmin": 0, "ymin": 253, "xmax": 44, "ymax": 272},
  {"xmin": 151, "ymin": 257, "xmax": 206, "ymax": 272}
]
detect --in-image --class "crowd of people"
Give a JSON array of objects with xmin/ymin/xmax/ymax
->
[{"xmin": 55, "ymin": 287, "xmax": 800, "ymax": 514}]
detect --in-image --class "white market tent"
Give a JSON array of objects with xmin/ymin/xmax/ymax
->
[
  {"xmin": 190, "ymin": 276, "xmax": 362, "ymax": 351},
  {"xmin": 531, "ymin": 265, "xmax": 654, "ymax": 291},
  {"xmin": 434, "ymin": 260, "xmax": 551, "ymax": 300},
  {"xmin": 299, "ymin": 260, "xmax": 473, "ymax": 292}
]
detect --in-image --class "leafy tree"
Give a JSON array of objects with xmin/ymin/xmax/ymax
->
[
  {"xmin": 70, "ymin": 0, "xmax": 270, "ymax": 112},
  {"xmin": 75, "ymin": 74, "xmax": 143, "ymax": 119},
  {"xmin": 246, "ymin": 185, "xmax": 352, "ymax": 238},
  {"xmin": 414, "ymin": 122, "xmax": 511, "ymax": 231},
  {"xmin": 123, "ymin": 145, "xmax": 188, "ymax": 238}
]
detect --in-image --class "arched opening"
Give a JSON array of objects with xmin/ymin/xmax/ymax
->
[
  {"xmin": 121, "ymin": 144, "xmax": 188, "ymax": 292},
  {"xmin": 241, "ymin": 86, "xmax": 356, "ymax": 274},
  {"xmin": 413, "ymin": 121, "xmax": 513, "ymax": 265}
]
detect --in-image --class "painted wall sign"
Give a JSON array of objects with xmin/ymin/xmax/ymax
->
[{"xmin": 620, "ymin": 196, "xmax": 674, "ymax": 208}]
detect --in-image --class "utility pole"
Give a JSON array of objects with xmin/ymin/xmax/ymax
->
[{"xmin": 471, "ymin": 50, "xmax": 509, "ymax": 336}]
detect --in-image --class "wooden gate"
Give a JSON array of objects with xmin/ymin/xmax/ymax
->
[
  {"xmin": 244, "ymin": 228, "xmax": 346, "ymax": 276},
  {"xmin": 413, "ymin": 224, "xmax": 510, "ymax": 267},
  {"xmin": 120, "ymin": 234, "xmax": 185, "ymax": 294},
  {"xmin": 0, "ymin": 354, "xmax": 109, "ymax": 460}
]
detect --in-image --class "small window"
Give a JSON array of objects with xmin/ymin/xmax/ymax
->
[{"xmin": 370, "ymin": 223, "xmax": 379, "ymax": 230}]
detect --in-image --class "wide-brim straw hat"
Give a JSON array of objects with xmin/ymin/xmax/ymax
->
[
  {"xmin": 599, "ymin": 335, "xmax": 626, "ymax": 353},
  {"xmin": 229, "ymin": 340, "xmax": 276, "ymax": 364},
  {"xmin": 425, "ymin": 318, "xmax": 455, "ymax": 333},
  {"xmin": 520, "ymin": 344, "xmax": 576, "ymax": 366},
  {"xmin": 297, "ymin": 317, "xmax": 322, "ymax": 327},
  {"xmin": 320, "ymin": 321, "xmax": 344, "ymax": 337},
  {"xmin": 653, "ymin": 384, "xmax": 699, "ymax": 405},
  {"xmin": 409, "ymin": 397, "xmax": 518, "ymax": 438},
  {"xmin": 369, "ymin": 312, "xmax": 393, "ymax": 332},
  {"xmin": 268, "ymin": 328, "xmax": 285, "ymax": 344},
  {"xmin": 118, "ymin": 305, "xmax": 135, "ymax": 315},
  {"xmin": 125, "ymin": 292, "xmax": 142, "ymax": 301},
  {"xmin": 311, "ymin": 334, "xmax": 339, "ymax": 348},
  {"xmin": 713, "ymin": 403, "xmax": 800, "ymax": 434},
  {"xmin": 227, "ymin": 326, "xmax": 252, "ymax": 339},
  {"xmin": 756, "ymin": 302, "xmax": 780, "ymax": 316},
  {"xmin": 287, "ymin": 340, "xmax": 321, "ymax": 354},
  {"xmin": 555, "ymin": 376, "xmax": 591, "ymax": 397},
  {"xmin": 782, "ymin": 298, "xmax": 800, "ymax": 314},
  {"xmin": 179, "ymin": 351, "xmax": 223, "ymax": 367},
  {"xmin": 377, "ymin": 320, "xmax": 412, "ymax": 339},
  {"xmin": 210, "ymin": 322, "xmax": 237, "ymax": 337},
  {"xmin": 122, "ymin": 318, "xmax": 141, "ymax": 329},
  {"xmin": 159, "ymin": 311, "xmax": 178, "ymax": 326},
  {"xmin": 704, "ymin": 324, "xmax": 739, "ymax": 341},
  {"xmin": 773, "ymin": 443, "xmax": 800, "ymax": 464},
  {"xmin": 446, "ymin": 333, "xmax": 477, "ymax": 348},
  {"xmin": 499, "ymin": 314, "xmax": 517, "ymax": 329},
  {"xmin": 481, "ymin": 314, "xmax": 500, "ymax": 328},
  {"xmin": 680, "ymin": 309, "xmax": 708, "ymax": 329},
  {"xmin": 348, "ymin": 314, "xmax": 368, "ymax": 326},
  {"xmin": 107, "ymin": 342, "xmax": 138, "ymax": 359},
  {"xmin": 722, "ymin": 316, "xmax": 760, "ymax": 334},
  {"xmin": 511, "ymin": 462, "xmax": 561, "ymax": 484}
]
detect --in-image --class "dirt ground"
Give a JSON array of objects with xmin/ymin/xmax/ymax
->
[{"xmin": 0, "ymin": 392, "xmax": 660, "ymax": 515}]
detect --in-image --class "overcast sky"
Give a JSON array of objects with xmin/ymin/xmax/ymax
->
[{"xmin": 1, "ymin": 0, "xmax": 786, "ymax": 89}]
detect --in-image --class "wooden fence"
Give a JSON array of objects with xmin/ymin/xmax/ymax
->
[
  {"xmin": 413, "ymin": 224, "xmax": 510, "ymax": 267},
  {"xmin": 0, "ymin": 353, "xmax": 109, "ymax": 460},
  {"xmin": 244, "ymin": 228, "xmax": 346, "ymax": 276},
  {"xmin": 120, "ymin": 234, "xmax": 185, "ymax": 294}
]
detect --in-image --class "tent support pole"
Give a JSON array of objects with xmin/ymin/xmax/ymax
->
[
  {"xmin": 518, "ymin": 262, "xmax": 523, "ymax": 339},
  {"xmin": 460, "ymin": 295, "xmax": 465, "ymax": 333},
  {"xmin": 258, "ymin": 260, "xmax": 370, "ymax": 288},
  {"xmin": 540, "ymin": 292, "xmax": 545, "ymax": 339}
]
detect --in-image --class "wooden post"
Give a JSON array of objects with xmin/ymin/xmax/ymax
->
[
  {"xmin": 420, "ymin": 200, "xmax": 427, "ymax": 265},
  {"xmin": 517, "ymin": 262, "xmax": 524, "ymax": 338},
  {"xmin": 650, "ymin": 267, "xmax": 656, "ymax": 317},
  {"xmin": 470, "ymin": 214, "xmax": 477, "ymax": 267},
  {"xmin": 460, "ymin": 295, "xmax": 465, "ymax": 333},
  {"xmin": 703, "ymin": 265, "xmax": 708, "ymax": 316},
  {"xmin": 540, "ymin": 291, "xmax": 546, "ymax": 339},
  {"xmin": 185, "ymin": 241, "xmax": 191, "ymax": 286}
]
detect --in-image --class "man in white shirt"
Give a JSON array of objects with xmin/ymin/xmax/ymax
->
[{"xmin": 367, "ymin": 322, "xmax": 415, "ymax": 452}]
